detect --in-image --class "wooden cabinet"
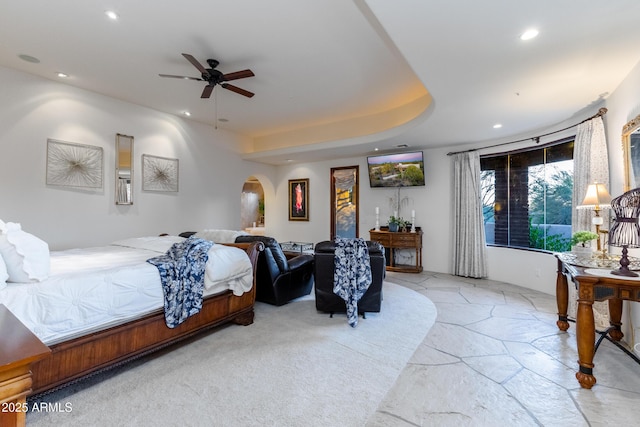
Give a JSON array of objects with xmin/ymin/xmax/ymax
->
[
  {"xmin": 369, "ymin": 228, "xmax": 423, "ymax": 273},
  {"xmin": 0, "ymin": 305, "xmax": 50, "ymax": 427}
]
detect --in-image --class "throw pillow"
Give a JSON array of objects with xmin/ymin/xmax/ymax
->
[{"xmin": 0, "ymin": 220, "xmax": 50, "ymax": 283}]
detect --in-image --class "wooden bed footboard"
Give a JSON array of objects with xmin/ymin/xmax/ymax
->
[{"xmin": 29, "ymin": 241, "xmax": 263, "ymax": 396}]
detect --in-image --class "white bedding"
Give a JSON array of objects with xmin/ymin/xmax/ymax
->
[{"xmin": 0, "ymin": 236, "xmax": 253, "ymax": 345}]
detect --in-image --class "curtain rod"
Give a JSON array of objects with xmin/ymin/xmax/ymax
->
[{"xmin": 446, "ymin": 107, "xmax": 608, "ymax": 156}]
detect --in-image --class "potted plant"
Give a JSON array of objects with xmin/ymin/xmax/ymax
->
[
  {"xmin": 388, "ymin": 216, "xmax": 408, "ymax": 232},
  {"xmin": 570, "ymin": 231, "xmax": 598, "ymax": 254}
]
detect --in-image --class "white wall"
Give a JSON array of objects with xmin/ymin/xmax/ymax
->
[
  {"xmin": 0, "ymin": 66, "xmax": 276, "ymax": 250},
  {"xmin": 269, "ymin": 154, "xmax": 451, "ymax": 277}
]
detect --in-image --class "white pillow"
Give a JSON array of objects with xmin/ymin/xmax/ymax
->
[
  {"xmin": 0, "ymin": 220, "xmax": 50, "ymax": 283},
  {"xmin": 0, "ymin": 254, "xmax": 7, "ymax": 290}
]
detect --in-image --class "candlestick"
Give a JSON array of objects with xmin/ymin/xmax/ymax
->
[
  {"xmin": 375, "ymin": 207, "xmax": 380, "ymax": 231},
  {"xmin": 375, "ymin": 206, "xmax": 379, "ymax": 214},
  {"xmin": 411, "ymin": 211, "xmax": 416, "ymax": 233}
]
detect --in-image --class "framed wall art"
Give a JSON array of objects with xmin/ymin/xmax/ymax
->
[
  {"xmin": 142, "ymin": 154, "xmax": 179, "ymax": 192},
  {"xmin": 288, "ymin": 178, "xmax": 309, "ymax": 221},
  {"xmin": 46, "ymin": 139, "xmax": 103, "ymax": 189}
]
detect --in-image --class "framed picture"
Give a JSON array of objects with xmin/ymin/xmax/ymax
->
[
  {"xmin": 46, "ymin": 139, "xmax": 103, "ymax": 189},
  {"xmin": 289, "ymin": 178, "xmax": 309, "ymax": 221},
  {"xmin": 142, "ymin": 154, "xmax": 179, "ymax": 192}
]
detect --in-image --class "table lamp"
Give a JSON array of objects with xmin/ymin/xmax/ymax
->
[
  {"xmin": 608, "ymin": 188, "xmax": 640, "ymax": 277},
  {"xmin": 577, "ymin": 182, "xmax": 612, "ymax": 252}
]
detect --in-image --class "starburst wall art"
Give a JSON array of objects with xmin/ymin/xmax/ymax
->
[
  {"xmin": 142, "ymin": 154, "xmax": 179, "ymax": 192},
  {"xmin": 46, "ymin": 139, "xmax": 103, "ymax": 189}
]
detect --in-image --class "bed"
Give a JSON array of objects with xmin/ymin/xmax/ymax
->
[{"xmin": 0, "ymin": 234, "xmax": 263, "ymax": 397}]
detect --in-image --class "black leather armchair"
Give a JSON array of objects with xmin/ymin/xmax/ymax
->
[
  {"xmin": 235, "ymin": 235, "xmax": 314, "ymax": 306},
  {"xmin": 313, "ymin": 240, "xmax": 385, "ymax": 314}
]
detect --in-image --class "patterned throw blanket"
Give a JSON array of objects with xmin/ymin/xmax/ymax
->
[
  {"xmin": 333, "ymin": 237, "xmax": 372, "ymax": 327},
  {"xmin": 147, "ymin": 236, "xmax": 213, "ymax": 328}
]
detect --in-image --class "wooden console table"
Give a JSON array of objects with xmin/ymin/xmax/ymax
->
[
  {"xmin": 0, "ymin": 305, "xmax": 50, "ymax": 427},
  {"xmin": 555, "ymin": 253, "xmax": 640, "ymax": 389},
  {"xmin": 369, "ymin": 228, "xmax": 422, "ymax": 273}
]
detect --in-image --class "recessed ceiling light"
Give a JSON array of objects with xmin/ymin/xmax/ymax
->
[
  {"xmin": 520, "ymin": 29, "xmax": 539, "ymax": 41},
  {"xmin": 18, "ymin": 54, "xmax": 40, "ymax": 63},
  {"xmin": 105, "ymin": 10, "xmax": 119, "ymax": 20},
  {"xmin": 374, "ymin": 148, "xmax": 379, "ymax": 151},
  {"xmin": 183, "ymin": 111, "xmax": 191, "ymax": 116},
  {"xmin": 56, "ymin": 72, "xmax": 68, "ymax": 78},
  {"xmin": 493, "ymin": 123, "xmax": 503, "ymax": 129}
]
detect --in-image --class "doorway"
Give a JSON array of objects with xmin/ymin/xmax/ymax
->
[{"xmin": 330, "ymin": 166, "xmax": 359, "ymax": 239}]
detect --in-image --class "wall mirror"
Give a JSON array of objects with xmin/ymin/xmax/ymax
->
[
  {"xmin": 330, "ymin": 166, "xmax": 359, "ymax": 239},
  {"xmin": 622, "ymin": 114, "xmax": 640, "ymax": 192},
  {"xmin": 115, "ymin": 133, "xmax": 134, "ymax": 205}
]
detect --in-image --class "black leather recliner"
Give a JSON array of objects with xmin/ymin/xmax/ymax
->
[
  {"xmin": 313, "ymin": 240, "xmax": 385, "ymax": 314},
  {"xmin": 235, "ymin": 235, "xmax": 314, "ymax": 306}
]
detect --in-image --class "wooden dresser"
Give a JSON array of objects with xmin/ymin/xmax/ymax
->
[{"xmin": 369, "ymin": 228, "xmax": 423, "ymax": 273}]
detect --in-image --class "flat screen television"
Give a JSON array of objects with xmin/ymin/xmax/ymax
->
[{"xmin": 367, "ymin": 151, "xmax": 425, "ymax": 188}]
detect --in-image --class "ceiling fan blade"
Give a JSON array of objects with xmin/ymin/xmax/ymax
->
[
  {"xmin": 182, "ymin": 53, "xmax": 209, "ymax": 75},
  {"xmin": 201, "ymin": 85, "xmax": 215, "ymax": 99},
  {"xmin": 221, "ymin": 83, "xmax": 254, "ymax": 98},
  {"xmin": 159, "ymin": 74, "xmax": 203, "ymax": 81},
  {"xmin": 222, "ymin": 69, "xmax": 255, "ymax": 82}
]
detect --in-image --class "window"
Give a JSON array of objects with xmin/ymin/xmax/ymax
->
[{"xmin": 480, "ymin": 139, "xmax": 574, "ymax": 251}]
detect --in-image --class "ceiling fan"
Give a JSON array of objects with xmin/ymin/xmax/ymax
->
[{"xmin": 159, "ymin": 53, "xmax": 255, "ymax": 98}]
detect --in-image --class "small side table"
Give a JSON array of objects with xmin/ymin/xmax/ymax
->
[
  {"xmin": 0, "ymin": 305, "xmax": 50, "ymax": 427},
  {"xmin": 369, "ymin": 227, "xmax": 423, "ymax": 273},
  {"xmin": 554, "ymin": 253, "xmax": 640, "ymax": 389},
  {"xmin": 280, "ymin": 241, "xmax": 313, "ymax": 257}
]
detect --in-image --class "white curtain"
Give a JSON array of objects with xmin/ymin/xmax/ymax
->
[
  {"xmin": 572, "ymin": 116, "xmax": 609, "ymax": 233},
  {"xmin": 571, "ymin": 116, "xmax": 610, "ymax": 329},
  {"xmin": 452, "ymin": 151, "xmax": 487, "ymax": 278}
]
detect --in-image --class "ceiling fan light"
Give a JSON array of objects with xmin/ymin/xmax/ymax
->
[{"xmin": 105, "ymin": 10, "xmax": 119, "ymax": 20}]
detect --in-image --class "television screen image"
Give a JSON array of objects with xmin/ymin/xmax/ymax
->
[{"xmin": 367, "ymin": 151, "xmax": 425, "ymax": 188}]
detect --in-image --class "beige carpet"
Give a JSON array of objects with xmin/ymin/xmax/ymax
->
[{"xmin": 27, "ymin": 282, "xmax": 436, "ymax": 427}]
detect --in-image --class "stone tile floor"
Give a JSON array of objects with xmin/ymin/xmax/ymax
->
[{"xmin": 367, "ymin": 271, "xmax": 640, "ymax": 426}]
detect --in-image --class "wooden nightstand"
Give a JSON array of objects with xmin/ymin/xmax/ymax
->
[{"xmin": 0, "ymin": 305, "xmax": 50, "ymax": 427}]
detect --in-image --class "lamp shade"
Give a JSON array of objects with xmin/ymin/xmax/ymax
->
[{"xmin": 577, "ymin": 183, "xmax": 612, "ymax": 209}]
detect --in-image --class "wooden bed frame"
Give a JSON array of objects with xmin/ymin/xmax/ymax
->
[{"xmin": 27, "ymin": 241, "xmax": 264, "ymax": 397}]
